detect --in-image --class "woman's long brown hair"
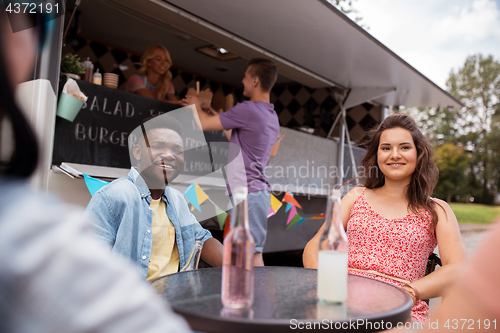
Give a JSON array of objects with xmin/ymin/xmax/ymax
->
[{"xmin": 359, "ymin": 113, "xmax": 440, "ymax": 229}]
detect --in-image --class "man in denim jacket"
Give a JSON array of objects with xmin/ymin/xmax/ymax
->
[{"xmin": 85, "ymin": 115, "xmax": 223, "ymax": 281}]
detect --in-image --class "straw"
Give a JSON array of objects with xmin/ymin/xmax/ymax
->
[{"xmin": 196, "ymin": 81, "xmax": 200, "ymax": 95}]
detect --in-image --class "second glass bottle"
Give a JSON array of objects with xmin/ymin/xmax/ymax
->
[
  {"xmin": 221, "ymin": 187, "xmax": 255, "ymax": 309},
  {"xmin": 317, "ymin": 188, "xmax": 348, "ymax": 304}
]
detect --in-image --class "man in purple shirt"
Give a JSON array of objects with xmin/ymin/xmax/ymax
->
[{"xmin": 183, "ymin": 58, "xmax": 280, "ymax": 266}]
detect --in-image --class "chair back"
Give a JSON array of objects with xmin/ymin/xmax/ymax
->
[{"xmin": 423, "ymin": 253, "xmax": 442, "ymax": 304}]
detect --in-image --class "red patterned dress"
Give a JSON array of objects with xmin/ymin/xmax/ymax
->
[{"xmin": 347, "ymin": 188, "xmax": 437, "ymax": 322}]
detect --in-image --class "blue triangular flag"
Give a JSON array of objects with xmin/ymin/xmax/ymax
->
[
  {"xmin": 183, "ymin": 183, "xmax": 201, "ymax": 211},
  {"xmin": 290, "ymin": 217, "xmax": 307, "ymax": 230},
  {"xmin": 83, "ymin": 173, "xmax": 109, "ymax": 196}
]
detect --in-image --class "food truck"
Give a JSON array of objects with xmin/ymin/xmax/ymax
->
[{"xmin": 19, "ymin": 0, "xmax": 462, "ymax": 256}]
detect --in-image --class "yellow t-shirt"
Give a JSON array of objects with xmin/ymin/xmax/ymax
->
[{"xmin": 146, "ymin": 199, "xmax": 180, "ymax": 282}]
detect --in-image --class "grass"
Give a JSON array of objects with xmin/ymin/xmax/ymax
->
[{"xmin": 449, "ymin": 203, "xmax": 500, "ymax": 224}]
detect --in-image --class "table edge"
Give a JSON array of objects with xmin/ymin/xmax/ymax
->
[{"xmin": 158, "ymin": 266, "xmax": 413, "ymax": 332}]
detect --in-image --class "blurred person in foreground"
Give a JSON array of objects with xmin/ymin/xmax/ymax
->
[
  {"xmin": 419, "ymin": 222, "xmax": 500, "ymax": 331},
  {"xmin": 0, "ymin": 6, "xmax": 189, "ymax": 333}
]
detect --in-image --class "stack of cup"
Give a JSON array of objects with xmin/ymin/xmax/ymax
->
[{"xmin": 103, "ymin": 73, "xmax": 119, "ymax": 89}]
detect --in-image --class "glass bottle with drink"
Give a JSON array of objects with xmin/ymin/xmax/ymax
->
[
  {"xmin": 180, "ymin": 240, "xmax": 204, "ymax": 272},
  {"xmin": 221, "ymin": 187, "xmax": 255, "ymax": 309},
  {"xmin": 317, "ymin": 188, "xmax": 348, "ymax": 303}
]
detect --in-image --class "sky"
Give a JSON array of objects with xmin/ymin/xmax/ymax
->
[{"xmin": 346, "ymin": 0, "xmax": 500, "ymax": 89}]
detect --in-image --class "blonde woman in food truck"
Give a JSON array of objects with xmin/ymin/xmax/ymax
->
[
  {"xmin": 126, "ymin": 44, "xmax": 182, "ymax": 105},
  {"xmin": 0, "ymin": 7, "xmax": 189, "ymax": 333}
]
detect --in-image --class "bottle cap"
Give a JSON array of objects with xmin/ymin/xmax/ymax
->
[
  {"xmin": 329, "ymin": 188, "xmax": 341, "ymax": 197},
  {"xmin": 83, "ymin": 57, "xmax": 93, "ymax": 68},
  {"xmin": 232, "ymin": 186, "xmax": 248, "ymax": 202}
]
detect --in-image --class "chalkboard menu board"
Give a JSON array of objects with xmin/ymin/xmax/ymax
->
[{"xmin": 52, "ymin": 79, "xmax": 228, "ymax": 178}]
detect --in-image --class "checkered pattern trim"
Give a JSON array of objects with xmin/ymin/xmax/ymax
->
[{"xmin": 271, "ymin": 85, "xmax": 381, "ymax": 140}]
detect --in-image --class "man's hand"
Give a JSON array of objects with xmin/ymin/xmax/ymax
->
[
  {"xmin": 182, "ymin": 96, "xmax": 224, "ymax": 132},
  {"xmin": 182, "ymin": 95, "xmax": 201, "ymax": 108}
]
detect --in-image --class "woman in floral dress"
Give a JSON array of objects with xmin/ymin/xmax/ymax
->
[{"xmin": 303, "ymin": 113, "xmax": 466, "ymax": 322}]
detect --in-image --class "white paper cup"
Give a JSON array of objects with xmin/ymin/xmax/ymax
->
[{"xmin": 57, "ymin": 92, "xmax": 84, "ymax": 122}]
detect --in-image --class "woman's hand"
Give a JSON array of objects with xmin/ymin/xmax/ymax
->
[{"xmin": 182, "ymin": 97, "xmax": 217, "ymax": 117}]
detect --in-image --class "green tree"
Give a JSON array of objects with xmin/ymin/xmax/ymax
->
[
  {"xmin": 447, "ymin": 54, "xmax": 500, "ymax": 135},
  {"xmin": 326, "ymin": 0, "xmax": 356, "ymax": 14},
  {"xmin": 403, "ymin": 54, "xmax": 500, "ymax": 204},
  {"xmin": 433, "ymin": 143, "xmax": 470, "ymax": 202},
  {"xmin": 325, "ymin": 0, "xmax": 364, "ymax": 26},
  {"xmin": 447, "ymin": 54, "xmax": 500, "ymax": 204},
  {"xmin": 401, "ymin": 106, "xmax": 461, "ymax": 145}
]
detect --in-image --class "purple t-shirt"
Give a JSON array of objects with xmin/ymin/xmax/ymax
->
[{"xmin": 219, "ymin": 101, "xmax": 279, "ymax": 193}]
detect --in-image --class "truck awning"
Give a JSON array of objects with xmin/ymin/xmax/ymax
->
[
  {"xmin": 84, "ymin": 0, "xmax": 463, "ymax": 108},
  {"xmin": 109, "ymin": 0, "xmax": 462, "ymax": 108}
]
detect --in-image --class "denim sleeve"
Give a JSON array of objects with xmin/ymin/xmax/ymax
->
[
  {"xmin": 189, "ymin": 211, "xmax": 212, "ymax": 243},
  {"xmin": 84, "ymin": 190, "xmax": 117, "ymax": 247}
]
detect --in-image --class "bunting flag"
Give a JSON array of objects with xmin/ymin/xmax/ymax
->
[
  {"xmin": 290, "ymin": 216, "xmax": 307, "ymax": 230},
  {"xmin": 195, "ymin": 183, "xmax": 209, "ymax": 205},
  {"xmin": 286, "ymin": 205, "xmax": 297, "ymax": 225},
  {"xmin": 215, "ymin": 204, "xmax": 228, "ymax": 230},
  {"xmin": 282, "ymin": 190, "xmax": 302, "ymax": 209},
  {"xmin": 280, "ymin": 190, "xmax": 304, "ymax": 229},
  {"xmin": 182, "ymin": 183, "xmax": 312, "ymax": 232},
  {"xmin": 286, "ymin": 213, "xmax": 306, "ymax": 230},
  {"xmin": 223, "ymin": 213, "xmax": 231, "ymax": 238},
  {"xmin": 83, "ymin": 173, "xmax": 109, "ymax": 196},
  {"xmin": 183, "ymin": 182, "xmax": 229, "ymax": 230},
  {"xmin": 184, "ymin": 182, "xmax": 210, "ymax": 212},
  {"xmin": 267, "ymin": 193, "xmax": 283, "ymax": 218},
  {"xmin": 184, "ymin": 183, "xmax": 201, "ymax": 212},
  {"xmin": 309, "ymin": 213, "xmax": 326, "ymax": 219}
]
